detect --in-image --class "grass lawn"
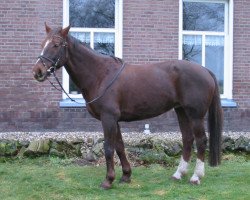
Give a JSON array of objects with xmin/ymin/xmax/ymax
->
[{"xmin": 0, "ymin": 154, "xmax": 249, "ymax": 200}]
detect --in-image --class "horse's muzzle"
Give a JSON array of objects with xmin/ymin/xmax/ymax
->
[{"xmin": 32, "ymin": 66, "xmax": 49, "ymax": 82}]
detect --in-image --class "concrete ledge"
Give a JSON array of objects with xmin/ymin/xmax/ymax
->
[
  {"xmin": 59, "ymin": 98, "xmax": 85, "ymax": 107},
  {"xmin": 221, "ymin": 99, "xmax": 237, "ymax": 108},
  {"xmin": 60, "ymin": 98, "xmax": 237, "ymax": 108}
]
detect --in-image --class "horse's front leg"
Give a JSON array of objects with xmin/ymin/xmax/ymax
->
[
  {"xmin": 100, "ymin": 113, "xmax": 118, "ymax": 189},
  {"xmin": 116, "ymin": 123, "xmax": 132, "ymax": 183}
]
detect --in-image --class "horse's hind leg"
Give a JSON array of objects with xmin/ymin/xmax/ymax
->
[
  {"xmin": 190, "ymin": 119, "xmax": 207, "ymax": 185},
  {"xmin": 116, "ymin": 123, "xmax": 132, "ymax": 183},
  {"xmin": 172, "ymin": 107, "xmax": 194, "ymax": 180}
]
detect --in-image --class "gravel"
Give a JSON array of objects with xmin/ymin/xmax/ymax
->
[{"xmin": 0, "ymin": 131, "xmax": 249, "ymax": 143}]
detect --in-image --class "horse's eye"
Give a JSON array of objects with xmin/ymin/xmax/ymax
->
[{"xmin": 54, "ymin": 44, "xmax": 59, "ymax": 47}]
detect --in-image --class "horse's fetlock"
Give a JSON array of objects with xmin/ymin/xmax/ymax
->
[
  {"xmin": 107, "ymin": 173, "xmax": 115, "ymax": 183},
  {"xmin": 123, "ymin": 168, "xmax": 131, "ymax": 175}
]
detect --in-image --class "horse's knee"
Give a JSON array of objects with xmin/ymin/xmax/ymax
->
[
  {"xmin": 182, "ymin": 137, "xmax": 194, "ymax": 161},
  {"xmin": 194, "ymin": 135, "xmax": 207, "ymax": 161},
  {"xmin": 196, "ymin": 135, "xmax": 207, "ymax": 147},
  {"xmin": 104, "ymin": 140, "xmax": 115, "ymax": 155},
  {"xmin": 183, "ymin": 137, "xmax": 194, "ymax": 149}
]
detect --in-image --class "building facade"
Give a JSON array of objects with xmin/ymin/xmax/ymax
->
[{"xmin": 0, "ymin": 0, "xmax": 250, "ymax": 132}]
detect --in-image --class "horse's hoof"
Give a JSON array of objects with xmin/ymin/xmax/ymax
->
[
  {"xmin": 190, "ymin": 179, "xmax": 200, "ymax": 185},
  {"xmin": 119, "ymin": 176, "xmax": 131, "ymax": 184},
  {"xmin": 171, "ymin": 175, "xmax": 181, "ymax": 181},
  {"xmin": 190, "ymin": 174, "xmax": 201, "ymax": 185},
  {"xmin": 100, "ymin": 181, "xmax": 112, "ymax": 189},
  {"xmin": 171, "ymin": 170, "xmax": 187, "ymax": 181}
]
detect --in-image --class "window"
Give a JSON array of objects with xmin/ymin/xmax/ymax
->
[
  {"xmin": 179, "ymin": 0, "xmax": 233, "ymax": 99},
  {"xmin": 62, "ymin": 0, "xmax": 123, "ymax": 101}
]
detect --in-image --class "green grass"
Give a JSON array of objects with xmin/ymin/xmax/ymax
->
[{"xmin": 0, "ymin": 154, "xmax": 249, "ymax": 200}]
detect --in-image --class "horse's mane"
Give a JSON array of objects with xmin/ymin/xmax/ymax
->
[{"xmin": 69, "ymin": 34, "xmax": 123, "ymax": 64}]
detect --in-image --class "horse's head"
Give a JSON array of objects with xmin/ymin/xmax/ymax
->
[{"xmin": 32, "ymin": 23, "xmax": 70, "ymax": 82}]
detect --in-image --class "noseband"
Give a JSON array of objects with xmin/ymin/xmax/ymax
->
[{"xmin": 38, "ymin": 35, "xmax": 68, "ymax": 74}]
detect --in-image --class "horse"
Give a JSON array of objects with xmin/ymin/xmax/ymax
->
[{"xmin": 32, "ymin": 23, "xmax": 223, "ymax": 189}]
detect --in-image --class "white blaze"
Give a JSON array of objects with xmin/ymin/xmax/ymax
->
[
  {"xmin": 40, "ymin": 39, "xmax": 50, "ymax": 56},
  {"xmin": 35, "ymin": 39, "xmax": 50, "ymax": 64}
]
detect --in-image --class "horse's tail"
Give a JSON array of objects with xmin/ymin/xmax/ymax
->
[{"xmin": 208, "ymin": 71, "xmax": 223, "ymax": 167}]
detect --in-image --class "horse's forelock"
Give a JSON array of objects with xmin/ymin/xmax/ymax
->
[{"xmin": 41, "ymin": 27, "xmax": 63, "ymax": 47}]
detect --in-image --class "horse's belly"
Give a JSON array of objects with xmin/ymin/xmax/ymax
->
[{"xmin": 120, "ymin": 102, "xmax": 174, "ymax": 122}]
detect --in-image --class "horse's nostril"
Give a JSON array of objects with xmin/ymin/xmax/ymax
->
[
  {"xmin": 33, "ymin": 67, "xmax": 47, "ymax": 82},
  {"xmin": 38, "ymin": 71, "xmax": 42, "ymax": 77},
  {"xmin": 35, "ymin": 69, "xmax": 43, "ymax": 78}
]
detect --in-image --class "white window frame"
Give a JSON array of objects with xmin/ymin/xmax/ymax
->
[
  {"xmin": 62, "ymin": 0, "xmax": 123, "ymax": 100},
  {"xmin": 179, "ymin": 0, "xmax": 234, "ymax": 99}
]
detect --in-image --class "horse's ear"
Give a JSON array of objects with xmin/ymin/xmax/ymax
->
[
  {"xmin": 61, "ymin": 25, "xmax": 71, "ymax": 38},
  {"xmin": 45, "ymin": 22, "xmax": 51, "ymax": 34}
]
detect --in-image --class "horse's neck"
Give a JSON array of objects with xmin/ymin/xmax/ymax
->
[{"xmin": 64, "ymin": 36, "xmax": 111, "ymax": 96}]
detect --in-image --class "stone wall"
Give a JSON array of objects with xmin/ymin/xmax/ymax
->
[{"xmin": 1, "ymin": 136, "xmax": 249, "ymax": 165}]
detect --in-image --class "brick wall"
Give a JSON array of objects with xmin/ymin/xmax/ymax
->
[
  {"xmin": 0, "ymin": 0, "xmax": 63, "ymax": 131},
  {"xmin": 233, "ymin": 0, "xmax": 250, "ymax": 109},
  {"xmin": 0, "ymin": 0, "xmax": 250, "ymax": 132},
  {"xmin": 123, "ymin": 0, "xmax": 179, "ymax": 63}
]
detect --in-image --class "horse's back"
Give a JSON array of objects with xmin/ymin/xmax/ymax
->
[{"xmin": 121, "ymin": 59, "xmax": 215, "ymax": 101}]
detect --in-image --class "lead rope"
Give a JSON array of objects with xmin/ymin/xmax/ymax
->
[
  {"xmin": 50, "ymin": 72, "xmax": 84, "ymax": 105},
  {"xmin": 48, "ymin": 62, "xmax": 126, "ymax": 105}
]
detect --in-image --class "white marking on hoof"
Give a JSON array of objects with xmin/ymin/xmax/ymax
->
[
  {"xmin": 172, "ymin": 156, "xmax": 189, "ymax": 180},
  {"xmin": 172, "ymin": 171, "xmax": 182, "ymax": 180},
  {"xmin": 190, "ymin": 159, "xmax": 205, "ymax": 185},
  {"xmin": 190, "ymin": 174, "xmax": 201, "ymax": 185},
  {"xmin": 195, "ymin": 159, "xmax": 205, "ymax": 178}
]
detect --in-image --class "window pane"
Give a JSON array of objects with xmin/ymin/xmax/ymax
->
[
  {"xmin": 94, "ymin": 32, "xmax": 115, "ymax": 55},
  {"xmin": 183, "ymin": 2, "xmax": 225, "ymax": 32},
  {"xmin": 70, "ymin": 32, "xmax": 90, "ymax": 47},
  {"xmin": 69, "ymin": 0, "xmax": 115, "ymax": 28},
  {"xmin": 205, "ymin": 36, "xmax": 224, "ymax": 93},
  {"xmin": 69, "ymin": 78, "xmax": 81, "ymax": 94},
  {"xmin": 183, "ymin": 35, "xmax": 202, "ymax": 65}
]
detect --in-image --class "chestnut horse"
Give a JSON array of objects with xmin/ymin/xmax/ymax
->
[{"xmin": 33, "ymin": 24, "xmax": 223, "ymax": 189}]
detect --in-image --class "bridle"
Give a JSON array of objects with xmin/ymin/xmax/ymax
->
[
  {"xmin": 38, "ymin": 35, "xmax": 68, "ymax": 75},
  {"xmin": 37, "ymin": 35, "xmax": 83, "ymax": 104},
  {"xmin": 36, "ymin": 35, "xmax": 126, "ymax": 105}
]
